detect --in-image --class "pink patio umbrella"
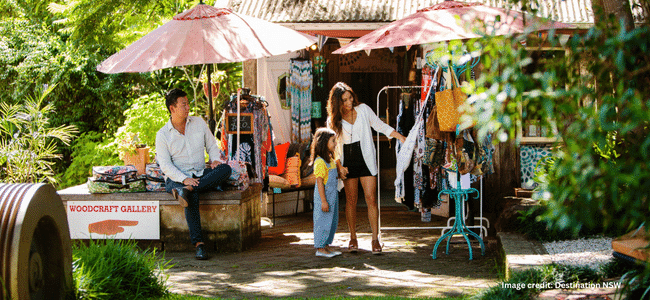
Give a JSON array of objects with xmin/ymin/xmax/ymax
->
[
  {"xmin": 97, "ymin": 3, "xmax": 317, "ymax": 131},
  {"xmin": 333, "ymin": 1, "xmax": 572, "ymax": 54}
]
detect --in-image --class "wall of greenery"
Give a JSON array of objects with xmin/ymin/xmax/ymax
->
[{"xmin": 0, "ymin": 1, "xmax": 242, "ymax": 188}]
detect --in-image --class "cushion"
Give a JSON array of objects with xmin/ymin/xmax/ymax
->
[
  {"xmin": 268, "ymin": 142, "xmax": 290, "ymax": 175},
  {"xmin": 282, "ymin": 154, "xmax": 301, "ymax": 187},
  {"xmin": 268, "ymin": 175, "xmax": 290, "ymax": 189},
  {"xmin": 300, "ymin": 173, "xmax": 316, "ymax": 187}
]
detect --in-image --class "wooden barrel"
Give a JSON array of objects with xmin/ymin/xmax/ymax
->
[{"xmin": 0, "ymin": 183, "xmax": 72, "ymax": 300}]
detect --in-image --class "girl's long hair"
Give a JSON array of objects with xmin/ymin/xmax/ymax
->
[
  {"xmin": 326, "ymin": 82, "xmax": 359, "ymax": 137},
  {"xmin": 309, "ymin": 127, "xmax": 336, "ymax": 165}
]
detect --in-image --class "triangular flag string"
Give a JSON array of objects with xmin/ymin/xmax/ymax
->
[
  {"xmin": 337, "ymin": 38, "xmax": 352, "ymax": 48},
  {"xmin": 317, "ymin": 35, "xmax": 329, "ymax": 52}
]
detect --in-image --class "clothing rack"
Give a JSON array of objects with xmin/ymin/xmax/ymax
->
[{"xmin": 375, "ymin": 85, "xmax": 489, "ymax": 239}]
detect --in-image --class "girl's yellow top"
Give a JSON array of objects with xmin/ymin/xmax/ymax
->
[{"xmin": 313, "ymin": 156, "xmax": 337, "ymax": 185}]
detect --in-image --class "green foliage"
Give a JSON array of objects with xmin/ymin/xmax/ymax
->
[
  {"xmin": 59, "ymin": 131, "xmax": 120, "ymax": 189},
  {"xmin": 514, "ymin": 205, "xmax": 618, "ymax": 241},
  {"xmin": 0, "ymin": 84, "xmax": 78, "ymax": 184},
  {"xmin": 600, "ymin": 256, "xmax": 643, "ymax": 279},
  {"xmin": 0, "ymin": 19, "xmax": 147, "ymax": 135},
  {"xmin": 475, "ymin": 264, "xmax": 617, "ymax": 300},
  {"xmin": 618, "ymin": 264, "xmax": 650, "ymax": 300},
  {"xmin": 468, "ymin": 24, "xmax": 650, "ymax": 235},
  {"xmin": 113, "ymin": 94, "xmax": 169, "ymax": 160},
  {"xmin": 72, "ymin": 239, "xmax": 170, "ymax": 300},
  {"xmin": 47, "ymin": 0, "xmax": 195, "ymax": 53},
  {"xmin": 178, "ymin": 63, "xmax": 243, "ymax": 126}
]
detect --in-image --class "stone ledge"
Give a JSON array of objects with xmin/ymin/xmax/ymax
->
[{"xmin": 497, "ymin": 232, "xmax": 551, "ymax": 280}]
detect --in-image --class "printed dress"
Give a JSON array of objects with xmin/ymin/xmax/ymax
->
[{"xmin": 312, "ymin": 157, "xmax": 339, "ymax": 248}]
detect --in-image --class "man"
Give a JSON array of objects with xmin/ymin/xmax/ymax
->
[{"xmin": 156, "ymin": 88, "xmax": 231, "ymax": 260}]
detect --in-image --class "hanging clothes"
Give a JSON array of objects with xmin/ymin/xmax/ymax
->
[
  {"xmin": 394, "ymin": 106, "xmax": 427, "ymax": 201},
  {"xmin": 289, "ymin": 59, "xmax": 313, "ymax": 143},
  {"xmin": 395, "ymin": 92, "xmax": 416, "ymax": 210},
  {"xmin": 221, "ymin": 94, "xmax": 274, "ymax": 184}
]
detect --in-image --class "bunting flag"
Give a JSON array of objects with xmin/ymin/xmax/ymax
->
[
  {"xmin": 406, "ymin": 45, "xmax": 412, "ymax": 51},
  {"xmin": 337, "ymin": 38, "xmax": 352, "ymax": 48},
  {"xmin": 317, "ymin": 35, "xmax": 328, "ymax": 52},
  {"xmin": 364, "ymin": 49, "xmax": 372, "ymax": 56},
  {"xmin": 389, "ymin": 47, "xmax": 394, "ymax": 53}
]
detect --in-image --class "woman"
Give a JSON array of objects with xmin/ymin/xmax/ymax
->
[{"xmin": 326, "ymin": 82, "xmax": 406, "ymax": 254}]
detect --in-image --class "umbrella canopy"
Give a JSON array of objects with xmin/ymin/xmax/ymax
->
[
  {"xmin": 98, "ymin": 4, "xmax": 317, "ymax": 73},
  {"xmin": 97, "ymin": 3, "xmax": 317, "ymax": 133},
  {"xmin": 333, "ymin": 1, "xmax": 572, "ymax": 54}
]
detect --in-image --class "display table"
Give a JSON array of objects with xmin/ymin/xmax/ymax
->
[{"xmin": 58, "ymin": 183, "xmax": 262, "ymax": 252}]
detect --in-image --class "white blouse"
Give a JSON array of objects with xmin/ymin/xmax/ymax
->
[{"xmin": 333, "ymin": 103, "xmax": 395, "ymax": 176}]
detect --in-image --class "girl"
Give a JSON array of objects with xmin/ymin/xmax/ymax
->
[{"xmin": 310, "ymin": 127, "xmax": 341, "ymax": 258}]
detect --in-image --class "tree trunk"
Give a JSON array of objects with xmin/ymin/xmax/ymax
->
[{"xmin": 591, "ymin": 0, "xmax": 635, "ymax": 30}]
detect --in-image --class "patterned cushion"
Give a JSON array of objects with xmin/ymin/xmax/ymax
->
[{"xmin": 282, "ymin": 155, "xmax": 301, "ymax": 187}]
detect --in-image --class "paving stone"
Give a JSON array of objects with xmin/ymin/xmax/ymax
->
[{"xmin": 162, "ymin": 209, "xmax": 500, "ymax": 298}]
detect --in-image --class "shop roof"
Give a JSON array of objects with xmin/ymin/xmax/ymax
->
[{"xmin": 222, "ymin": 0, "xmax": 647, "ymax": 30}]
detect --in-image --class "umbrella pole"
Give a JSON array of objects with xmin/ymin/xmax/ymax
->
[
  {"xmin": 237, "ymin": 89, "xmax": 241, "ymax": 159},
  {"xmin": 207, "ymin": 64, "xmax": 216, "ymax": 133}
]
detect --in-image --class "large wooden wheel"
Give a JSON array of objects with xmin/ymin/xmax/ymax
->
[{"xmin": 0, "ymin": 183, "xmax": 72, "ymax": 300}]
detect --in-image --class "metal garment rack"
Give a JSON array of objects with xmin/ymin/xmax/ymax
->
[{"xmin": 375, "ymin": 85, "xmax": 489, "ymax": 239}]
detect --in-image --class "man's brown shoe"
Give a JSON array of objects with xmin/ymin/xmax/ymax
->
[{"xmin": 172, "ymin": 187, "xmax": 189, "ymax": 207}]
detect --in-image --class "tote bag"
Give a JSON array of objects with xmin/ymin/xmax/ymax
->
[{"xmin": 436, "ymin": 67, "xmax": 466, "ymax": 132}]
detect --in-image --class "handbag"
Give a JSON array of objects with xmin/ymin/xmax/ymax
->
[
  {"xmin": 425, "ymin": 105, "xmax": 443, "ymax": 139},
  {"xmin": 423, "ymin": 138, "xmax": 446, "ymax": 168},
  {"xmin": 436, "ymin": 67, "xmax": 466, "ymax": 132}
]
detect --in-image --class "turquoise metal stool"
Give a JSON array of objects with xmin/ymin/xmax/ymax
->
[{"xmin": 432, "ymin": 185, "xmax": 485, "ymax": 260}]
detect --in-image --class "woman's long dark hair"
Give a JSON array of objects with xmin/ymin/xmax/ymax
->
[
  {"xmin": 326, "ymin": 82, "xmax": 359, "ymax": 137},
  {"xmin": 309, "ymin": 127, "xmax": 336, "ymax": 165}
]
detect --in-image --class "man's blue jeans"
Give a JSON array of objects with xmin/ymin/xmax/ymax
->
[{"xmin": 165, "ymin": 164, "xmax": 232, "ymax": 246}]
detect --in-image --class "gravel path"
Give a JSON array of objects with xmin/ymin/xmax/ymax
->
[{"xmin": 542, "ymin": 237, "xmax": 613, "ymax": 271}]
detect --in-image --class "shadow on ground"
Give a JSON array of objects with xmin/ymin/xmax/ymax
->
[{"xmin": 163, "ymin": 208, "xmax": 500, "ymax": 299}]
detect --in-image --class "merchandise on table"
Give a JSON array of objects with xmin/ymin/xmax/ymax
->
[
  {"xmin": 92, "ymin": 165, "xmax": 138, "ymax": 184},
  {"xmin": 87, "ymin": 177, "xmax": 146, "ymax": 193}
]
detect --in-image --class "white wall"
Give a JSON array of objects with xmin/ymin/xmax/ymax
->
[{"xmin": 256, "ymin": 52, "xmax": 300, "ymax": 145}]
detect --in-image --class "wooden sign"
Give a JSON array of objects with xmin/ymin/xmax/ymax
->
[
  {"xmin": 67, "ymin": 201, "xmax": 160, "ymax": 239},
  {"xmin": 225, "ymin": 113, "xmax": 254, "ymax": 134}
]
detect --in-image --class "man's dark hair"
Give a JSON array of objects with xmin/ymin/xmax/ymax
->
[{"xmin": 165, "ymin": 88, "xmax": 187, "ymax": 113}]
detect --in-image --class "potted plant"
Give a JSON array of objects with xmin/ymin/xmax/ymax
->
[
  {"xmin": 118, "ymin": 132, "xmax": 149, "ymax": 175},
  {"xmin": 199, "ymin": 68, "xmax": 227, "ymax": 99}
]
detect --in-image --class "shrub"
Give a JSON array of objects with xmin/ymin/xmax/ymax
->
[
  {"xmin": 59, "ymin": 132, "xmax": 121, "ymax": 189},
  {"xmin": 72, "ymin": 239, "xmax": 170, "ymax": 300},
  {"xmin": 0, "ymin": 84, "xmax": 78, "ymax": 184},
  {"xmin": 113, "ymin": 94, "xmax": 169, "ymax": 161}
]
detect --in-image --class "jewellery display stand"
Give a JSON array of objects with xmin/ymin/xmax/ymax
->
[{"xmin": 431, "ymin": 171, "xmax": 485, "ymax": 260}]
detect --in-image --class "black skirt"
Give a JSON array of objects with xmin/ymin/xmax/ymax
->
[{"xmin": 343, "ymin": 141, "xmax": 372, "ymax": 178}]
